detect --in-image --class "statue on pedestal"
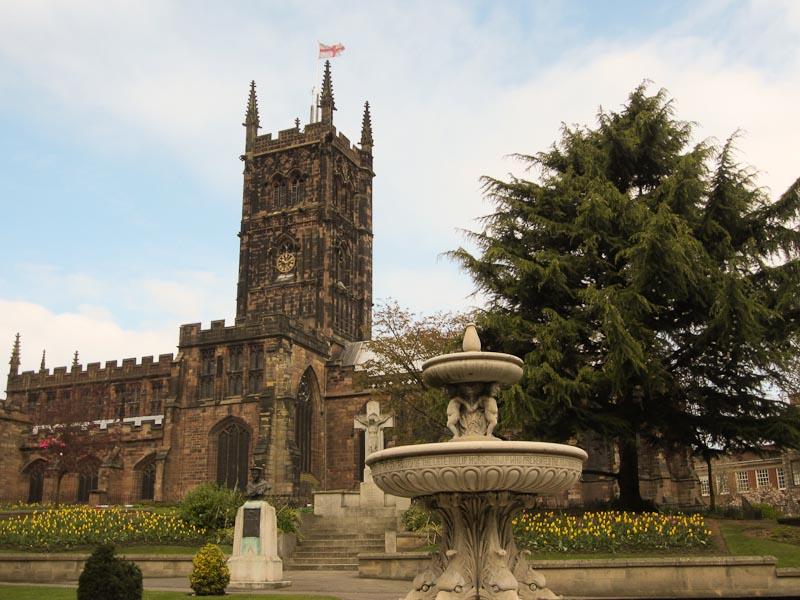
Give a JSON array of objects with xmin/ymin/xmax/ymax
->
[{"xmin": 245, "ymin": 466, "xmax": 272, "ymax": 499}]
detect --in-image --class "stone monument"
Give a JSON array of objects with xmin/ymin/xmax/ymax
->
[
  {"xmin": 366, "ymin": 324, "xmax": 588, "ymax": 599},
  {"xmin": 353, "ymin": 400, "xmax": 410, "ymax": 510},
  {"xmin": 354, "ymin": 399, "xmax": 394, "ymax": 480},
  {"xmin": 227, "ymin": 467, "xmax": 290, "ymax": 590}
]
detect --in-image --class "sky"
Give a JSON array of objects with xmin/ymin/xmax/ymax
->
[{"xmin": 1, "ymin": 0, "xmax": 799, "ymax": 378}]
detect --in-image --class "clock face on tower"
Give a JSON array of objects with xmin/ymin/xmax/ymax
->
[{"xmin": 276, "ymin": 252, "xmax": 296, "ymax": 274}]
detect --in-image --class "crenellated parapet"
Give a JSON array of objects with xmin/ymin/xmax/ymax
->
[
  {"xmin": 7, "ymin": 353, "xmax": 174, "ymax": 391},
  {"xmin": 251, "ymin": 124, "xmax": 369, "ymax": 168},
  {"xmin": 179, "ymin": 316, "xmax": 330, "ymax": 356}
]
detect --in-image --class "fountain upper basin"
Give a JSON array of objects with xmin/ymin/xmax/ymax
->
[{"xmin": 366, "ymin": 440, "xmax": 587, "ymax": 498}]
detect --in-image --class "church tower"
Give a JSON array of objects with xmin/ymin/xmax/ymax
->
[{"xmin": 235, "ymin": 61, "xmax": 374, "ymax": 345}]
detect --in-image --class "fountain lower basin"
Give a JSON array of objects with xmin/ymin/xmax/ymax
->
[{"xmin": 366, "ymin": 440, "xmax": 587, "ymax": 498}]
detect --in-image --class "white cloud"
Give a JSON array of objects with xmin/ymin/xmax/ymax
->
[{"xmin": 0, "ymin": 300, "xmax": 176, "ymax": 375}]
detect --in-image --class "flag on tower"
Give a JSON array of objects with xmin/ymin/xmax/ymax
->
[{"xmin": 318, "ymin": 42, "xmax": 345, "ymax": 59}]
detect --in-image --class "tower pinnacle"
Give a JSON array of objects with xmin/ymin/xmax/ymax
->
[
  {"xmin": 360, "ymin": 101, "xmax": 373, "ymax": 152},
  {"xmin": 40, "ymin": 350, "xmax": 46, "ymax": 372},
  {"xmin": 244, "ymin": 80, "xmax": 260, "ymax": 151},
  {"xmin": 319, "ymin": 60, "xmax": 336, "ymax": 125},
  {"xmin": 72, "ymin": 351, "xmax": 80, "ymax": 369},
  {"xmin": 9, "ymin": 333, "xmax": 20, "ymax": 376}
]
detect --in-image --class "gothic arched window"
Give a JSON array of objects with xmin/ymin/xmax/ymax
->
[
  {"xmin": 77, "ymin": 459, "xmax": 100, "ymax": 503},
  {"xmin": 335, "ymin": 243, "xmax": 352, "ymax": 287},
  {"xmin": 25, "ymin": 460, "xmax": 46, "ymax": 504},
  {"xmin": 271, "ymin": 176, "xmax": 288, "ymax": 210},
  {"xmin": 295, "ymin": 369, "xmax": 318, "ymax": 474},
  {"xmin": 137, "ymin": 457, "xmax": 157, "ymax": 501},
  {"xmin": 334, "ymin": 176, "xmax": 351, "ymax": 213},
  {"xmin": 289, "ymin": 171, "xmax": 305, "ymax": 205},
  {"xmin": 215, "ymin": 420, "xmax": 250, "ymax": 490}
]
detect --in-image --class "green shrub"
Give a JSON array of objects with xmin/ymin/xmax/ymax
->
[
  {"xmin": 401, "ymin": 500, "xmax": 442, "ymax": 545},
  {"xmin": 275, "ymin": 502, "xmax": 303, "ymax": 535},
  {"xmin": 77, "ymin": 544, "xmax": 142, "ymax": 600},
  {"xmin": 751, "ymin": 503, "xmax": 782, "ymax": 520},
  {"xmin": 190, "ymin": 543, "xmax": 230, "ymax": 596},
  {"xmin": 179, "ymin": 482, "xmax": 244, "ymax": 532}
]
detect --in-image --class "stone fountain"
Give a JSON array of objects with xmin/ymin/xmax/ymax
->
[{"xmin": 366, "ymin": 324, "xmax": 588, "ymax": 600}]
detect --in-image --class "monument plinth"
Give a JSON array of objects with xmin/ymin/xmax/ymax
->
[
  {"xmin": 366, "ymin": 324, "xmax": 588, "ymax": 600},
  {"xmin": 227, "ymin": 468, "xmax": 290, "ymax": 590}
]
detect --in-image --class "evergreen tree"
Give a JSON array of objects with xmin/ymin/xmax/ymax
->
[{"xmin": 450, "ymin": 85, "xmax": 800, "ymax": 508}]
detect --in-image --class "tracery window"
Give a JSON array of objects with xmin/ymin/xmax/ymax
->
[
  {"xmin": 115, "ymin": 384, "xmax": 126, "ymax": 419},
  {"xmin": 150, "ymin": 381, "xmax": 163, "ymax": 415},
  {"xmin": 26, "ymin": 461, "xmax": 46, "ymax": 504},
  {"xmin": 335, "ymin": 244, "xmax": 352, "ymax": 287},
  {"xmin": 200, "ymin": 349, "xmax": 215, "ymax": 400},
  {"xmin": 227, "ymin": 346, "xmax": 244, "ymax": 397},
  {"xmin": 289, "ymin": 172, "xmax": 305, "ymax": 204},
  {"xmin": 128, "ymin": 384, "xmax": 141, "ymax": 418},
  {"xmin": 295, "ymin": 370, "xmax": 316, "ymax": 474},
  {"xmin": 334, "ymin": 176, "xmax": 351, "ymax": 213},
  {"xmin": 27, "ymin": 392, "xmax": 38, "ymax": 415},
  {"xmin": 77, "ymin": 460, "xmax": 100, "ymax": 503},
  {"xmin": 215, "ymin": 421, "xmax": 250, "ymax": 490},
  {"xmin": 138, "ymin": 457, "xmax": 157, "ymax": 501},
  {"xmin": 272, "ymin": 176, "xmax": 288, "ymax": 210},
  {"xmin": 248, "ymin": 344, "xmax": 264, "ymax": 394}
]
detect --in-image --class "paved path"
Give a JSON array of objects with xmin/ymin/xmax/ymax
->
[
  {"xmin": 2, "ymin": 571, "xmax": 410, "ymax": 600},
  {"xmin": 151, "ymin": 571, "xmax": 410, "ymax": 600}
]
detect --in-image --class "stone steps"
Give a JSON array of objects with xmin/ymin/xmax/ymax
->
[{"xmin": 286, "ymin": 514, "xmax": 391, "ymax": 571}]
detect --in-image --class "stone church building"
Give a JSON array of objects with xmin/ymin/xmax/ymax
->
[{"xmin": 1, "ymin": 62, "xmax": 378, "ymax": 506}]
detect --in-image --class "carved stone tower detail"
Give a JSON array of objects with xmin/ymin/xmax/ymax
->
[{"xmin": 235, "ymin": 62, "xmax": 374, "ymax": 344}]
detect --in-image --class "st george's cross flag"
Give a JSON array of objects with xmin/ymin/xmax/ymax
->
[{"xmin": 319, "ymin": 42, "xmax": 345, "ymax": 58}]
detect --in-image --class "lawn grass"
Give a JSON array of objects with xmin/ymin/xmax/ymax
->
[
  {"xmin": 0, "ymin": 586, "xmax": 341, "ymax": 600},
  {"xmin": 719, "ymin": 520, "xmax": 800, "ymax": 568}
]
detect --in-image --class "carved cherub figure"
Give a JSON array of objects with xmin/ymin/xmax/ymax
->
[{"xmin": 446, "ymin": 383, "xmax": 500, "ymax": 439}]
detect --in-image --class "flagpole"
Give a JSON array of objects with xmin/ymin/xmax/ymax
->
[{"xmin": 311, "ymin": 42, "xmax": 322, "ymax": 123}]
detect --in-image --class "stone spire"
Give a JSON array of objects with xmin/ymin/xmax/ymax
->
[
  {"xmin": 319, "ymin": 60, "xmax": 336, "ymax": 125},
  {"xmin": 360, "ymin": 101, "xmax": 373, "ymax": 152},
  {"xmin": 243, "ymin": 80, "xmax": 260, "ymax": 152},
  {"xmin": 9, "ymin": 333, "xmax": 20, "ymax": 376},
  {"xmin": 72, "ymin": 351, "xmax": 80, "ymax": 370},
  {"xmin": 40, "ymin": 350, "xmax": 46, "ymax": 372}
]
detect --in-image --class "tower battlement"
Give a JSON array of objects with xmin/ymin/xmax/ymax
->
[
  {"xmin": 178, "ymin": 316, "xmax": 329, "ymax": 355},
  {"xmin": 9, "ymin": 353, "xmax": 174, "ymax": 391},
  {"xmin": 251, "ymin": 124, "xmax": 367, "ymax": 167}
]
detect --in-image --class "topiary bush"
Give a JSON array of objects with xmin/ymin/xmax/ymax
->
[
  {"xmin": 77, "ymin": 543, "xmax": 142, "ymax": 600},
  {"xmin": 178, "ymin": 482, "xmax": 244, "ymax": 532},
  {"xmin": 190, "ymin": 543, "xmax": 230, "ymax": 596}
]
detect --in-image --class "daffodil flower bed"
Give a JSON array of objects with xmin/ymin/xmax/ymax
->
[
  {"xmin": 513, "ymin": 511, "xmax": 713, "ymax": 553},
  {"xmin": 0, "ymin": 505, "xmax": 207, "ymax": 551}
]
